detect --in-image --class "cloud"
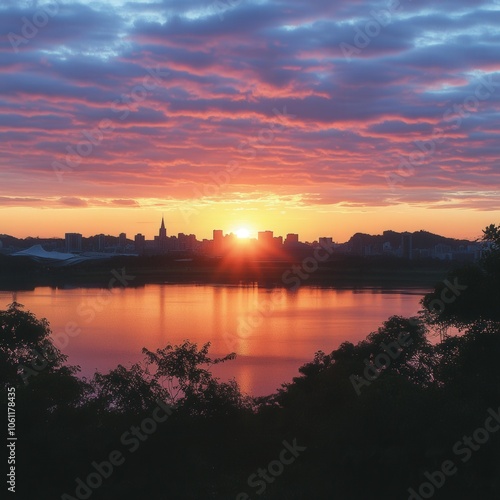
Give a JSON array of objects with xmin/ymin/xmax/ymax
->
[
  {"xmin": 59, "ymin": 196, "xmax": 88, "ymax": 207},
  {"xmin": 0, "ymin": 0, "xmax": 498, "ymax": 213}
]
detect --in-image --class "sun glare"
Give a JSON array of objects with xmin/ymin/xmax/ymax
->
[{"xmin": 235, "ymin": 228, "xmax": 250, "ymax": 238}]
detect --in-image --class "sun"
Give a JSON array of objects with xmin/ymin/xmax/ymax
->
[{"xmin": 235, "ymin": 227, "xmax": 251, "ymax": 239}]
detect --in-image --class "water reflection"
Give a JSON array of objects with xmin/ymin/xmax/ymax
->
[{"xmin": 0, "ymin": 285, "xmax": 427, "ymax": 396}]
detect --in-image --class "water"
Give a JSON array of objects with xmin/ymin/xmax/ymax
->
[{"xmin": 1, "ymin": 284, "xmax": 428, "ymax": 396}]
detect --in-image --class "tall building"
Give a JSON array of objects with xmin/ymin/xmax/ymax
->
[
  {"xmin": 119, "ymin": 232, "xmax": 127, "ymax": 248},
  {"xmin": 155, "ymin": 217, "xmax": 168, "ymax": 253},
  {"xmin": 65, "ymin": 233, "xmax": 82, "ymax": 253},
  {"xmin": 159, "ymin": 217, "xmax": 167, "ymax": 239},
  {"xmin": 213, "ymin": 229, "xmax": 223, "ymax": 255},
  {"xmin": 401, "ymin": 232, "xmax": 413, "ymax": 260},
  {"xmin": 134, "ymin": 234, "xmax": 145, "ymax": 255},
  {"xmin": 96, "ymin": 234, "xmax": 106, "ymax": 252}
]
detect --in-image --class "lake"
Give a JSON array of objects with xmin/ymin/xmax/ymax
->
[{"xmin": 1, "ymin": 284, "xmax": 429, "ymax": 396}]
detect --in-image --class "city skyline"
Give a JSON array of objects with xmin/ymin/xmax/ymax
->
[
  {"xmin": 0, "ymin": 216, "xmax": 489, "ymax": 244},
  {"xmin": 0, "ymin": 202, "xmax": 496, "ymax": 244},
  {"xmin": 1, "ymin": 214, "xmax": 485, "ymax": 265}
]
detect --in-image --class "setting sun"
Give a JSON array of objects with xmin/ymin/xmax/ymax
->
[{"xmin": 235, "ymin": 228, "xmax": 251, "ymax": 239}]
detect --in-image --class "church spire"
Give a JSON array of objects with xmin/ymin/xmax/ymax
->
[{"xmin": 159, "ymin": 215, "xmax": 167, "ymax": 239}]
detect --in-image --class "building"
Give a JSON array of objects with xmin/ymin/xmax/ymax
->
[
  {"xmin": 319, "ymin": 237, "xmax": 333, "ymax": 250},
  {"xmin": 178, "ymin": 233, "xmax": 197, "ymax": 251},
  {"xmin": 65, "ymin": 233, "xmax": 82, "ymax": 253},
  {"xmin": 155, "ymin": 217, "xmax": 168, "ymax": 254},
  {"xmin": 213, "ymin": 229, "xmax": 223, "ymax": 255},
  {"xmin": 119, "ymin": 232, "xmax": 127, "ymax": 248},
  {"xmin": 284, "ymin": 233, "xmax": 299, "ymax": 245},
  {"xmin": 134, "ymin": 234, "xmax": 145, "ymax": 255},
  {"xmin": 95, "ymin": 234, "xmax": 106, "ymax": 252},
  {"xmin": 401, "ymin": 232, "xmax": 413, "ymax": 260},
  {"xmin": 258, "ymin": 231, "xmax": 274, "ymax": 246}
]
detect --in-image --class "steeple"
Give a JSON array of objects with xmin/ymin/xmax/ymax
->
[{"xmin": 159, "ymin": 215, "xmax": 167, "ymax": 239}]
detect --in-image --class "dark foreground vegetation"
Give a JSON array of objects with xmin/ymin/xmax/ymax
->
[{"xmin": 1, "ymin": 225, "xmax": 500, "ymax": 499}]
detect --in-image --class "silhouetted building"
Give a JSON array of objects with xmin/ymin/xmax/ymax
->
[
  {"xmin": 178, "ymin": 233, "xmax": 197, "ymax": 251},
  {"xmin": 319, "ymin": 237, "xmax": 333, "ymax": 248},
  {"xmin": 96, "ymin": 234, "xmax": 106, "ymax": 252},
  {"xmin": 258, "ymin": 231, "xmax": 273, "ymax": 245},
  {"xmin": 401, "ymin": 232, "xmax": 413, "ymax": 260},
  {"xmin": 119, "ymin": 232, "xmax": 127, "ymax": 248},
  {"xmin": 155, "ymin": 217, "xmax": 168, "ymax": 253},
  {"xmin": 213, "ymin": 229, "xmax": 223, "ymax": 255},
  {"xmin": 285, "ymin": 233, "xmax": 299, "ymax": 245},
  {"xmin": 65, "ymin": 233, "xmax": 82, "ymax": 253},
  {"xmin": 134, "ymin": 234, "xmax": 145, "ymax": 255}
]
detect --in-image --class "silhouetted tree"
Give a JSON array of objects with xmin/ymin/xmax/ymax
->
[
  {"xmin": 90, "ymin": 363, "xmax": 169, "ymax": 414},
  {"xmin": 423, "ymin": 224, "xmax": 500, "ymax": 327},
  {"xmin": 142, "ymin": 340, "xmax": 251, "ymax": 416},
  {"xmin": 481, "ymin": 223, "xmax": 500, "ymax": 277},
  {"xmin": 0, "ymin": 302, "xmax": 67, "ymax": 387}
]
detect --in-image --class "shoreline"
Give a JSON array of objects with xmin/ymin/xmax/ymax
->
[{"xmin": 0, "ymin": 253, "xmax": 454, "ymax": 291}]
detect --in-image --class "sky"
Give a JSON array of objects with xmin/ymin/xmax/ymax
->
[{"xmin": 0, "ymin": 0, "xmax": 499, "ymax": 242}]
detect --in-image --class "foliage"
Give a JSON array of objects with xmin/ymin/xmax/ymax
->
[
  {"xmin": 0, "ymin": 302, "xmax": 66, "ymax": 387},
  {"xmin": 90, "ymin": 363, "xmax": 169, "ymax": 414},
  {"xmin": 142, "ymin": 340, "xmax": 236, "ymax": 404},
  {"xmin": 481, "ymin": 223, "xmax": 500, "ymax": 276},
  {"xmin": 422, "ymin": 223, "xmax": 500, "ymax": 327}
]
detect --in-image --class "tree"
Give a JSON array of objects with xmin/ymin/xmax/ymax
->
[
  {"xmin": 482, "ymin": 223, "xmax": 500, "ymax": 246},
  {"xmin": 422, "ymin": 224, "xmax": 500, "ymax": 327},
  {"xmin": 434, "ymin": 320, "xmax": 500, "ymax": 405},
  {"xmin": 0, "ymin": 302, "xmax": 66, "ymax": 387},
  {"xmin": 142, "ymin": 340, "xmax": 250, "ymax": 416},
  {"xmin": 481, "ymin": 223, "xmax": 500, "ymax": 277},
  {"xmin": 90, "ymin": 363, "xmax": 169, "ymax": 414}
]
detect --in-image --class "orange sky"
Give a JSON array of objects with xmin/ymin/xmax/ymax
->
[{"xmin": 0, "ymin": 204, "xmax": 495, "ymax": 243}]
